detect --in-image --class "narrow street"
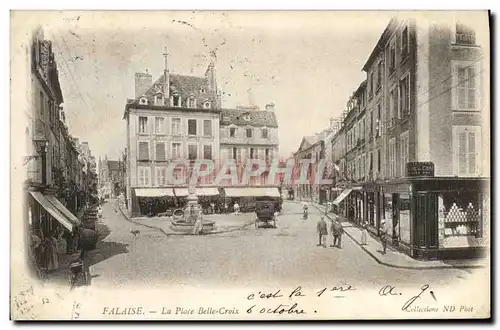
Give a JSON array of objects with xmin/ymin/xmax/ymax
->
[{"xmin": 85, "ymin": 200, "xmax": 473, "ymax": 290}]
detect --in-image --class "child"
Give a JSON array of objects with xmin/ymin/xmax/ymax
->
[{"xmin": 361, "ymin": 222, "xmax": 368, "ymax": 245}]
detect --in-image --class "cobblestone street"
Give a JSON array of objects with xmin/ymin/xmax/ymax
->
[{"xmin": 82, "ymin": 199, "xmax": 476, "ymax": 290}]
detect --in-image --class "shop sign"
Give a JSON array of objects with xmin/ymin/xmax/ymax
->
[{"xmin": 406, "ymin": 162, "xmax": 435, "ymax": 177}]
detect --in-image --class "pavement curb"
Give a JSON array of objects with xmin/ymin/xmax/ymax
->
[
  {"xmin": 116, "ymin": 202, "xmax": 254, "ymax": 236},
  {"xmin": 311, "ymin": 204, "xmax": 486, "ymax": 270}
]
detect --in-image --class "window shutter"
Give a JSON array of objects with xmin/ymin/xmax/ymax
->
[
  {"xmin": 156, "ymin": 142, "xmax": 166, "ymax": 161},
  {"xmin": 139, "ymin": 142, "xmax": 149, "ymax": 160},
  {"xmin": 468, "ymin": 132, "xmax": 476, "ymax": 175},
  {"xmin": 458, "ymin": 131, "xmax": 467, "ymax": 175}
]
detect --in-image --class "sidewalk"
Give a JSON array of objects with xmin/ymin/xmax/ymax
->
[
  {"xmin": 300, "ymin": 201, "xmax": 487, "ymax": 270},
  {"xmin": 117, "ymin": 202, "xmax": 255, "ymax": 236}
]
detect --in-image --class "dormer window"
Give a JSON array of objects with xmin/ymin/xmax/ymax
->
[
  {"xmin": 200, "ymin": 87, "xmax": 206, "ymax": 93},
  {"xmin": 172, "ymin": 95, "xmax": 181, "ymax": 107},
  {"xmin": 139, "ymin": 97, "xmax": 148, "ymax": 105},
  {"xmin": 155, "ymin": 94, "xmax": 164, "ymax": 106},
  {"xmin": 203, "ymin": 101, "xmax": 211, "ymax": 109},
  {"xmin": 243, "ymin": 113, "xmax": 251, "ymax": 121},
  {"xmin": 188, "ymin": 97, "xmax": 196, "ymax": 108}
]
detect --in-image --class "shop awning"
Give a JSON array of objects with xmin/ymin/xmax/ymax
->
[
  {"xmin": 174, "ymin": 188, "xmax": 189, "ymax": 197},
  {"xmin": 135, "ymin": 188, "xmax": 174, "ymax": 197},
  {"xmin": 332, "ymin": 188, "xmax": 353, "ymax": 206},
  {"xmin": 224, "ymin": 187, "xmax": 281, "ymax": 198},
  {"xmin": 29, "ymin": 191, "xmax": 74, "ymax": 231},
  {"xmin": 195, "ymin": 187, "xmax": 220, "ymax": 196},
  {"xmin": 45, "ymin": 195, "xmax": 81, "ymax": 226}
]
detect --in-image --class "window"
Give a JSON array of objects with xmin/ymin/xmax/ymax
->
[
  {"xmin": 203, "ymin": 120, "xmax": 212, "ymax": 137},
  {"xmin": 389, "ymin": 88, "xmax": 398, "ymax": 124},
  {"xmin": 455, "ymin": 23, "xmax": 476, "ymax": 45},
  {"xmin": 171, "ymin": 118, "xmax": 181, "ymax": 135},
  {"xmin": 173, "ymin": 167, "xmax": 183, "ymax": 181},
  {"xmin": 188, "ymin": 97, "xmax": 196, "ymax": 108},
  {"xmin": 400, "ymin": 131, "xmax": 409, "ymax": 177},
  {"xmin": 376, "ymin": 104, "xmax": 381, "ymax": 137},
  {"xmin": 156, "ymin": 167, "xmax": 166, "ymax": 186},
  {"xmin": 188, "ymin": 119, "xmax": 197, "ymax": 136},
  {"xmin": 400, "ymin": 74, "xmax": 410, "ymax": 117},
  {"xmin": 377, "ymin": 148, "xmax": 381, "ymax": 173},
  {"xmin": 369, "ymin": 111, "xmax": 373, "ymax": 138},
  {"xmin": 261, "ymin": 128, "xmax": 268, "ymax": 138},
  {"xmin": 389, "ymin": 42, "xmax": 396, "ymax": 73},
  {"xmin": 203, "ymin": 145, "xmax": 212, "ymax": 160},
  {"xmin": 249, "ymin": 148, "xmax": 254, "ymax": 159},
  {"xmin": 173, "ymin": 95, "xmax": 181, "ymax": 107},
  {"xmin": 138, "ymin": 166, "xmax": 150, "ymax": 187},
  {"xmin": 172, "ymin": 143, "xmax": 181, "ymax": 159},
  {"xmin": 203, "ymin": 101, "xmax": 211, "ymax": 109},
  {"xmin": 232, "ymin": 147, "xmax": 237, "ymax": 159},
  {"xmin": 265, "ymin": 148, "xmax": 270, "ymax": 159},
  {"xmin": 377, "ymin": 61, "xmax": 383, "ymax": 89},
  {"xmin": 401, "ymin": 25, "xmax": 409, "ymax": 59},
  {"xmin": 369, "ymin": 72, "xmax": 374, "ymax": 98},
  {"xmin": 230, "ymin": 127, "xmax": 236, "ymax": 137},
  {"xmin": 453, "ymin": 62, "xmax": 479, "ymax": 110},
  {"xmin": 188, "ymin": 144, "xmax": 198, "ymax": 160},
  {"xmin": 369, "ymin": 152, "xmax": 373, "ymax": 173},
  {"xmin": 360, "ymin": 154, "xmax": 365, "ymax": 179},
  {"xmin": 138, "ymin": 141, "xmax": 149, "ymax": 160},
  {"xmin": 246, "ymin": 128, "xmax": 253, "ymax": 138},
  {"xmin": 200, "ymin": 87, "xmax": 206, "ymax": 93},
  {"xmin": 155, "ymin": 95, "xmax": 164, "ymax": 106},
  {"xmin": 388, "ymin": 138, "xmax": 396, "ymax": 178},
  {"xmin": 243, "ymin": 113, "xmax": 251, "ymax": 121},
  {"xmin": 155, "ymin": 117, "xmax": 165, "ymax": 134},
  {"xmin": 155, "ymin": 142, "xmax": 166, "ymax": 161},
  {"xmin": 138, "ymin": 116, "xmax": 148, "ymax": 134},
  {"xmin": 453, "ymin": 126, "xmax": 481, "ymax": 177}
]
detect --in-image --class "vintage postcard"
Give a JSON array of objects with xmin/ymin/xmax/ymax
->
[{"xmin": 10, "ymin": 10, "xmax": 491, "ymax": 320}]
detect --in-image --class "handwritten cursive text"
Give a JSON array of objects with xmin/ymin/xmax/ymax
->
[{"xmin": 402, "ymin": 284, "xmax": 430, "ymax": 311}]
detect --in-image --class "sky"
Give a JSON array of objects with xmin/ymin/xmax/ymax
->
[{"xmin": 40, "ymin": 11, "xmax": 394, "ymax": 161}]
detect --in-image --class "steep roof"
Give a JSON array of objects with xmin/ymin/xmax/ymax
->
[
  {"xmin": 220, "ymin": 108, "xmax": 278, "ymax": 128},
  {"xmin": 132, "ymin": 73, "xmax": 217, "ymax": 107}
]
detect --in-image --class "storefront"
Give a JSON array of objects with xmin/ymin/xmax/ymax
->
[
  {"xmin": 222, "ymin": 186, "xmax": 281, "ymax": 213},
  {"xmin": 378, "ymin": 167, "xmax": 489, "ymax": 260}
]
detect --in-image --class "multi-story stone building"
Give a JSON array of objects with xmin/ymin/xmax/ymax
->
[
  {"xmin": 24, "ymin": 27, "xmax": 98, "ymax": 275},
  {"xmin": 219, "ymin": 103, "xmax": 279, "ymax": 185},
  {"xmin": 331, "ymin": 15, "xmax": 489, "ymax": 260},
  {"xmin": 123, "ymin": 53, "xmax": 222, "ymax": 216},
  {"xmin": 99, "ymin": 155, "xmax": 125, "ymax": 199}
]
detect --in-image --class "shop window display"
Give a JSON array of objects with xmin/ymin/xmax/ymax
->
[
  {"xmin": 438, "ymin": 191, "xmax": 484, "ymax": 248},
  {"xmin": 399, "ymin": 193, "xmax": 411, "ymax": 244}
]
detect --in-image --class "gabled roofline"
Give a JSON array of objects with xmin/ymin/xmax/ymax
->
[{"xmin": 361, "ymin": 17, "xmax": 398, "ymax": 72}]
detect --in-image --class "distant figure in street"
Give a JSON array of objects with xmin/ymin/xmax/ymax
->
[
  {"xmin": 302, "ymin": 204, "xmax": 308, "ymax": 220},
  {"xmin": 361, "ymin": 222, "xmax": 368, "ymax": 245},
  {"xmin": 210, "ymin": 202, "xmax": 215, "ymax": 214},
  {"xmin": 234, "ymin": 202, "xmax": 240, "ymax": 215},
  {"xmin": 317, "ymin": 216, "xmax": 328, "ymax": 248},
  {"xmin": 331, "ymin": 220, "xmax": 344, "ymax": 249},
  {"xmin": 380, "ymin": 219, "xmax": 389, "ymax": 254},
  {"xmin": 224, "ymin": 202, "xmax": 228, "ymax": 214}
]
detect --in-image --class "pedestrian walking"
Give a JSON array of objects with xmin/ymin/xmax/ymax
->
[
  {"xmin": 361, "ymin": 222, "xmax": 368, "ymax": 245},
  {"xmin": 332, "ymin": 220, "xmax": 344, "ymax": 248},
  {"xmin": 316, "ymin": 216, "xmax": 328, "ymax": 248},
  {"xmin": 234, "ymin": 202, "xmax": 240, "ymax": 215},
  {"xmin": 380, "ymin": 219, "xmax": 389, "ymax": 254}
]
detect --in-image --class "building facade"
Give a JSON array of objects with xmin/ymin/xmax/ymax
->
[
  {"xmin": 331, "ymin": 15, "xmax": 489, "ymax": 260},
  {"xmin": 99, "ymin": 156, "xmax": 125, "ymax": 199},
  {"xmin": 124, "ymin": 56, "xmax": 222, "ymax": 216},
  {"xmin": 219, "ymin": 103, "xmax": 279, "ymax": 186}
]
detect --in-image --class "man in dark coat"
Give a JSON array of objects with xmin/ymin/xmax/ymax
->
[
  {"xmin": 316, "ymin": 217, "xmax": 328, "ymax": 248},
  {"xmin": 331, "ymin": 219, "xmax": 344, "ymax": 248}
]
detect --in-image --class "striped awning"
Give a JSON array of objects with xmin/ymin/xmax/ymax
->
[
  {"xmin": 195, "ymin": 187, "xmax": 220, "ymax": 196},
  {"xmin": 224, "ymin": 187, "xmax": 281, "ymax": 198},
  {"xmin": 29, "ymin": 191, "xmax": 74, "ymax": 231},
  {"xmin": 45, "ymin": 195, "xmax": 81, "ymax": 226},
  {"xmin": 135, "ymin": 188, "xmax": 174, "ymax": 197},
  {"xmin": 332, "ymin": 188, "xmax": 353, "ymax": 206}
]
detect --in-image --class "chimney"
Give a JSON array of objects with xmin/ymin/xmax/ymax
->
[
  {"xmin": 135, "ymin": 71, "xmax": 152, "ymax": 98},
  {"xmin": 265, "ymin": 102, "xmax": 275, "ymax": 112},
  {"xmin": 205, "ymin": 57, "xmax": 217, "ymax": 93}
]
